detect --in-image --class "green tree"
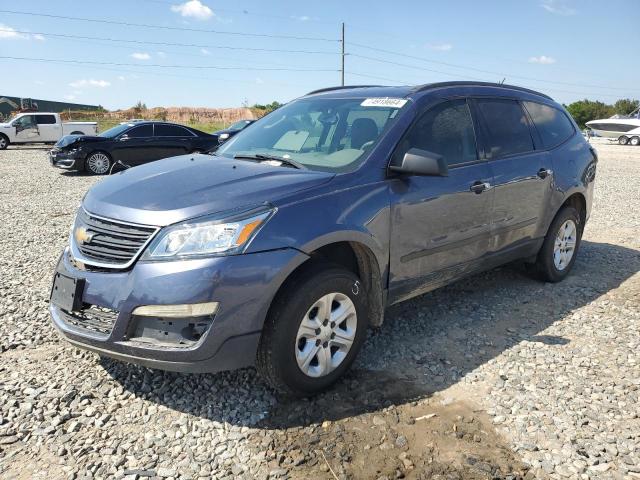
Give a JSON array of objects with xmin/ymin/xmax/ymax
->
[
  {"xmin": 566, "ymin": 100, "xmax": 615, "ymax": 129},
  {"xmin": 613, "ymin": 98, "xmax": 639, "ymax": 116}
]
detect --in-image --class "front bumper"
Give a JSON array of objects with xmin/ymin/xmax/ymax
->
[
  {"xmin": 50, "ymin": 246, "xmax": 308, "ymax": 373},
  {"xmin": 49, "ymin": 149, "xmax": 83, "ymax": 170}
]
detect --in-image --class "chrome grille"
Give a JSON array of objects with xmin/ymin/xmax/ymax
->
[
  {"xmin": 72, "ymin": 209, "xmax": 158, "ymax": 268},
  {"xmin": 59, "ymin": 305, "xmax": 118, "ymax": 336}
]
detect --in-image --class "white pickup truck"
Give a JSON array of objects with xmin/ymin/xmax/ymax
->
[{"xmin": 0, "ymin": 112, "xmax": 97, "ymax": 150}]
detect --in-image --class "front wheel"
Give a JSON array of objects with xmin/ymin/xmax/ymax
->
[
  {"xmin": 533, "ymin": 206, "xmax": 582, "ymax": 282},
  {"xmin": 0, "ymin": 135, "xmax": 8, "ymax": 150},
  {"xmin": 256, "ymin": 264, "xmax": 368, "ymax": 396},
  {"xmin": 85, "ymin": 151, "xmax": 112, "ymax": 175}
]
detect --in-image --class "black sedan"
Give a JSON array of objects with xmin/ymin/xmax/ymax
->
[
  {"xmin": 49, "ymin": 121, "xmax": 219, "ymax": 175},
  {"xmin": 212, "ymin": 119, "xmax": 255, "ymax": 143}
]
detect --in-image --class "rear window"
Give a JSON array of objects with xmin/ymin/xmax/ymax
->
[
  {"xmin": 36, "ymin": 115, "xmax": 56, "ymax": 125},
  {"xmin": 475, "ymin": 99, "xmax": 534, "ymax": 159},
  {"xmin": 154, "ymin": 124, "xmax": 194, "ymax": 137},
  {"xmin": 524, "ymin": 101, "xmax": 575, "ymax": 149}
]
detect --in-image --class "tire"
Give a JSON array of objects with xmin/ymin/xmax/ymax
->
[
  {"xmin": 618, "ymin": 136, "xmax": 629, "ymax": 145},
  {"xmin": 85, "ymin": 151, "xmax": 112, "ymax": 175},
  {"xmin": 630, "ymin": 136, "xmax": 640, "ymax": 146},
  {"xmin": 256, "ymin": 263, "xmax": 368, "ymax": 396},
  {"xmin": 533, "ymin": 206, "xmax": 582, "ymax": 282},
  {"xmin": 0, "ymin": 134, "xmax": 8, "ymax": 150}
]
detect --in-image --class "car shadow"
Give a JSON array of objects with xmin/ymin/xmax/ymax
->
[{"xmin": 101, "ymin": 240, "xmax": 639, "ymax": 428}]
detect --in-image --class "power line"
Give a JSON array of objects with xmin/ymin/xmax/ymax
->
[
  {"xmin": 349, "ymin": 42, "xmax": 639, "ymax": 93},
  {"xmin": 0, "ymin": 9, "xmax": 340, "ymax": 42},
  {"xmin": 0, "ymin": 28, "xmax": 337, "ymax": 55},
  {"xmin": 0, "ymin": 56, "xmax": 340, "ymax": 72}
]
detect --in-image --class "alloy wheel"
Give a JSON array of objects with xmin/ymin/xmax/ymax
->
[
  {"xmin": 295, "ymin": 292, "xmax": 357, "ymax": 378},
  {"xmin": 553, "ymin": 219, "xmax": 577, "ymax": 271},
  {"xmin": 87, "ymin": 153, "xmax": 110, "ymax": 175}
]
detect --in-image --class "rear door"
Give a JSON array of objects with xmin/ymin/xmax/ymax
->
[
  {"xmin": 152, "ymin": 124, "xmax": 194, "ymax": 159},
  {"xmin": 35, "ymin": 114, "xmax": 60, "ymax": 142},
  {"xmin": 472, "ymin": 97, "xmax": 553, "ymax": 254},
  {"xmin": 388, "ymin": 98, "xmax": 494, "ymax": 302}
]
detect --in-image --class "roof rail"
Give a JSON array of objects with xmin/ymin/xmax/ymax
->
[
  {"xmin": 412, "ymin": 81, "xmax": 553, "ymax": 100},
  {"xmin": 305, "ymin": 85, "xmax": 382, "ymax": 96}
]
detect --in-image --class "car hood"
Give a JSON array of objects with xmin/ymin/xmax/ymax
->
[
  {"xmin": 83, "ymin": 154, "xmax": 334, "ymax": 226},
  {"xmin": 56, "ymin": 135, "xmax": 105, "ymax": 148}
]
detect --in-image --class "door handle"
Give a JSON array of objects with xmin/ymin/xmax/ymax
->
[
  {"xmin": 537, "ymin": 168, "xmax": 553, "ymax": 179},
  {"xmin": 470, "ymin": 181, "xmax": 491, "ymax": 194}
]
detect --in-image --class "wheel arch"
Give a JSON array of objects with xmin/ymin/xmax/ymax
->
[
  {"xmin": 557, "ymin": 192, "xmax": 587, "ymax": 233},
  {"xmin": 70, "ymin": 131, "xmax": 85, "ymax": 136}
]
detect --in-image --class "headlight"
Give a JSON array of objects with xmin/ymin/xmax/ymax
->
[{"xmin": 142, "ymin": 208, "xmax": 273, "ymax": 259}]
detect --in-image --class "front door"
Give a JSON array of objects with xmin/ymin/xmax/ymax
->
[
  {"xmin": 13, "ymin": 115, "xmax": 39, "ymax": 142},
  {"xmin": 111, "ymin": 124, "xmax": 154, "ymax": 165},
  {"xmin": 472, "ymin": 98, "xmax": 553, "ymax": 253},
  {"xmin": 389, "ymin": 99, "xmax": 494, "ymax": 303}
]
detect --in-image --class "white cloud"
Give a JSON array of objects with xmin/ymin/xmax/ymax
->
[
  {"xmin": 69, "ymin": 79, "xmax": 111, "ymax": 88},
  {"xmin": 540, "ymin": 0, "xmax": 576, "ymax": 15},
  {"xmin": 426, "ymin": 43, "xmax": 453, "ymax": 52},
  {"xmin": 200, "ymin": 48, "xmax": 211, "ymax": 55},
  {"xmin": 0, "ymin": 23, "xmax": 28, "ymax": 40},
  {"xmin": 118, "ymin": 76, "xmax": 126, "ymax": 81},
  {"xmin": 529, "ymin": 55, "xmax": 556, "ymax": 64},
  {"xmin": 171, "ymin": 0, "xmax": 214, "ymax": 20},
  {"xmin": 156, "ymin": 51, "xmax": 166, "ymax": 57},
  {"xmin": 131, "ymin": 52, "xmax": 151, "ymax": 60},
  {"xmin": 33, "ymin": 34, "xmax": 45, "ymax": 41}
]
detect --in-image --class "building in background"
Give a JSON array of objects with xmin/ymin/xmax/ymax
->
[{"xmin": 0, "ymin": 96, "xmax": 100, "ymax": 120}]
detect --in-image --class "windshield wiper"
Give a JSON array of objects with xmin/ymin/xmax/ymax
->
[{"xmin": 233, "ymin": 153, "xmax": 307, "ymax": 170}]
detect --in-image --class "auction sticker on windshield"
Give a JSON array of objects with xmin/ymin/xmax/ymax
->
[{"xmin": 361, "ymin": 98, "xmax": 408, "ymax": 108}]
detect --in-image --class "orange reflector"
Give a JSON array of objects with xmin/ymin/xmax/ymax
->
[{"xmin": 235, "ymin": 219, "xmax": 263, "ymax": 246}]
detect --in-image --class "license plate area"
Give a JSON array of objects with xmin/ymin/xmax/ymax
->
[{"xmin": 50, "ymin": 273, "xmax": 85, "ymax": 312}]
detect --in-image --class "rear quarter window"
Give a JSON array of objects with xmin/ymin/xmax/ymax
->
[
  {"xmin": 36, "ymin": 115, "xmax": 57, "ymax": 125},
  {"xmin": 524, "ymin": 101, "xmax": 575, "ymax": 149}
]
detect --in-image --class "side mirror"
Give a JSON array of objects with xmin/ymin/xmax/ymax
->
[{"xmin": 389, "ymin": 148, "xmax": 449, "ymax": 176}]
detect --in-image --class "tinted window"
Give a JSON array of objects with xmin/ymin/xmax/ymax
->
[
  {"xmin": 476, "ymin": 99, "xmax": 534, "ymax": 158},
  {"xmin": 126, "ymin": 124, "xmax": 153, "ymax": 138},
  {"xmin": 36, "ymin": 115, "xmax": 57, "ymax": 125},
  {"xmin": 395, "ymin": 99, "xmax": 477, "ymax": 167},
  {"xmin": 524, "ymin": 101, "xmax": 575, "ymax": 148},
  {"xmin": 154, "ymin": 124, "xmax": 193, "ymax": 137}
]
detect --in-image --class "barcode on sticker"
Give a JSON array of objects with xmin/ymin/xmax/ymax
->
[{"xmin": 361, "ymin": 98, "xmax": 408, "ymax": 108}]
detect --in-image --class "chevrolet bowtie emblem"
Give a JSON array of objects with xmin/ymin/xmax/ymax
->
[{"xmin": 74, "ymin": 227, "xmax": 95, "ymax": 245}]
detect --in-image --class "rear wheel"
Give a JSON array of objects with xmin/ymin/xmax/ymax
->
[
  {"xmin": 0, "ymin": 135, "xmax": 8, "ymax": 150},
  {"xmin": 85, "ymin": 151, "xmax": 112, "ymax": 175},
  {"xmin": 256, "ymin": 264, "xmax": 368, "ymax": 396},
  {"xmin": 619, "ymin": 136, "xmax": 629, "ymax": 145},
  {"xmin": 533, "ymin": 206, "xmax": 582, "ymax": 282},
  {"xmin": 630, "ymin": 136, "xmax": 640, "ymax": 146}
]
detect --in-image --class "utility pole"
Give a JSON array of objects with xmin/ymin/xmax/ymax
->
[{"xmin": 341, "ymin": 22, "xmax": 345, "ymax": 86}]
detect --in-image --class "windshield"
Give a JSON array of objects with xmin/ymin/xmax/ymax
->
[
  {"xmin": 99, "ymin": 123, "xmax": 133, "ymax": 138},
  {"xmin": 216, "ymin": 97, "xmax": 407, "ymax": 172}
]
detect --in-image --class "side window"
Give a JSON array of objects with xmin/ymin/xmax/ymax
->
[
  {"xmin": 154, "ymin": 124, "xmax": 194, "ymax": 137},
  {"xmin": 395, "ymin": 99, "xmax": 477, "ymax": 167},
  {"xmin": 36, "ymin": 115, "xmax": 57, "ymax": 125},
  {"xmin": 475, "ymin": 98, "xmax": 534, "ymax": 158},
  {"xmin": 126, "ymin": 124, "xmax": 153, "ymax": 138},
  {"xmin": 523, "ymin": 101, "xmax": 575, "ymax": 149}
]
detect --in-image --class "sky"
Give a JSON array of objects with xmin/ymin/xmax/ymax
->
[{"xmin": 0, "ymin": 0, "xmax": 637, "ymax": 110}]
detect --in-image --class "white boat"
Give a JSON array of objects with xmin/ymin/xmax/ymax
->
[{"xmin": 586, "ymin": 107, "xmax": 640, "ymax": 145}]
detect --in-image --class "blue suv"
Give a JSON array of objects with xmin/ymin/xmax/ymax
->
[{"xmin": 50, "ymin": 82, "xmax": 597, "ymax": 395}]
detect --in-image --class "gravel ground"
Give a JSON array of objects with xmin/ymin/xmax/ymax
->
[{"xmin": 0, "ymin": 139, "xmax": 638, "ymax": 480}]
